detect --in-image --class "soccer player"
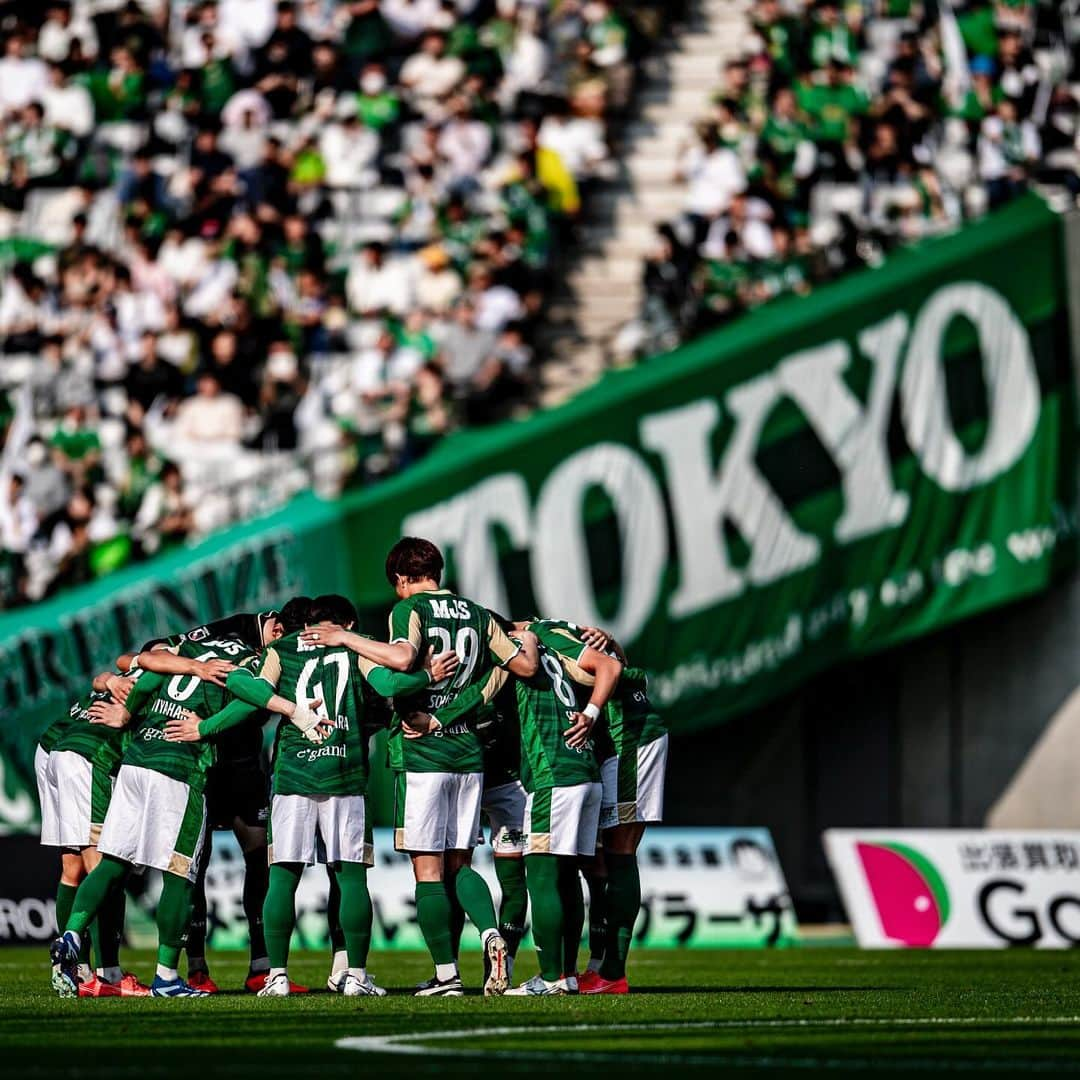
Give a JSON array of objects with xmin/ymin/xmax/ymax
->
[
  {"xmin": 300, "ymin": 537, "xmax": 538, "ymax": 996},
  {"xmin": 49, "ymin": 634, "xmax": 265, "ymax": 998},
  {"xmin": 36, "ymin": 670, "xmax": 147, "ymax": 995},
  {"xmin": 197, "ymin": 593, "xmax": 459, "ymax": 997},
  {"xmin": 575, "ymin": 634, "xmax": 668, "ymax": 995},
  {"xmin": 132, "ymin": 609, "xmax": 283, "ymax": 992},
  {"xmin": 414, "ymin": 619, "xmax": 622, "ymax": 995}
]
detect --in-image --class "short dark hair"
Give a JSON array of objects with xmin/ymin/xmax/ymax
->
[
  {"xmin": 308, "ymin": 593, "xmax": 358, "ymax": 628},
  {"xmin": 279, "ymin": 595, "xmax": 312, "ymax": 633},
  {"xmin": 385, "ymin": 537, "xmax": 443, "ymax": 586}
]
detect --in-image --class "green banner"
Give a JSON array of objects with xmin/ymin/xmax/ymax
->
[{"xmin": 2, "ymin": 195, "xmax": 1075, "ymax": 831}]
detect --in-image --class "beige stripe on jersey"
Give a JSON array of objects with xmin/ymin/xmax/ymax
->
[
  {"xmin": 487, "ymin": 617, "xmax": 521, "ymax": 664},
  {"xmin": 258, "ymin": 647, "xmax": 283, "ymax": 688}
]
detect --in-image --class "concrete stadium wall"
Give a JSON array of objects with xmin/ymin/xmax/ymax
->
[{"xmin": 665, "ymin": 567, "xmax": 1080, "ymax": 920}]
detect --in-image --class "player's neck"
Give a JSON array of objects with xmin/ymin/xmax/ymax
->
[{"xmin": 401, "ymin": 578, "xmax": 442, "ymax": 598}]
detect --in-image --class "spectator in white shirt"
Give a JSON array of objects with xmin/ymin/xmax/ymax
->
[
  {"xmin": 382, "ymin": 0, "xmax": 443, "ymax": 42},
  {"xmin": 436, "ymin": 99, "xmax": 492, "ymax": 189},
  {"xmin": 320, "ymin": 109, "xmax": 380, "ymax": 189},
  {"xmin": 469, "ymin": 264, "xmax": 523, "ymax": 332},
  {"xmin": 174, "ymin": 372, "xmax": 247, "ymax": 444},
  {"xmin": 399, "ymin": 31, "xmax": 465, "ymax": 119},
  {"xmin": 0, "ymin": 34, "xmax": 50, "ymax": 114},
  {"xmin": 345, "ymin": 241, "xmax": 417, "ymax": 318},
  {"xmin": 41, "ymin": 61, "xmax": 95, "ymax": 139},
  {"xmin": 677, "ymin": 125, "xmax": 747, "ymax": 223}
]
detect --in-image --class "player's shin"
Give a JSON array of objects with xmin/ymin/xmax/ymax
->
[
  {"xmin": 156, "ymin": 872, "xmax": 195, "ymax": 980},
  {"xmin": 453, "ymin": 864, "xmax": 498, "ymax": 934},
  {"xmin": 186, "ymin": 829, "xmax": 212, "ymax": 975},
  {"xmin": 242, "ymin": 846, "xmax": 270, "ymax": 972},
  {"xmin": 415, "ymin": 881, "xmax": 457, "ymax": 979},
  {"xmin": 93, "ymin": 878, "xmax": 127, "ymax": 983},
  {"xmin": 581, "ymin": 862, "xmax": 608, "ymax": 972},
  {"xmin": 557, "ymin": 858, "xmax": 585, "ymax": 977},
  {"xmin": 494, "ymin": 856, "xmax": 528, "ymax": 960},
  {"xmin": 263, "ymin": 864, "xmax": 303, "ymax": 973},
  {"xmin": 334, "ymin": 862, "xmax": 373, "ymax": 971},
  {"xmin": 524, "ymin": 854, "xmax": 563, "ymax": 983},
  {"xmin": 599, "ymin": 852, "xmax": 640, "ymax": 982},
  {"xmin": 67, "ymin": 854, "xmax": 128, "ymax": 936}
]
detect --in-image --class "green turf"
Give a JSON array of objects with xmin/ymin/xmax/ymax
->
[{"xmin": 3, "ymin": 946, "xmax": 1080, "ymax": 1076}]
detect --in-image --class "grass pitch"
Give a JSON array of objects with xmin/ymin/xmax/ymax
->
[{"xmin": 3, "ymin": 946, "xmax": 1080, "ymax": 1076}]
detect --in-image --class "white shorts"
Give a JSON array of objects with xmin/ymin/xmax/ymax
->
[
  {"xmin": 482, "ymin": 780, "xmax": 527, "ymax": 855},
  {"xmin": 36, "ymin": 745, "xmax": 60, "ymax": 848},
  {"xmin": 47, "ymin": 751, "xmax": 113, "ymax": 849},
  {"xmin": 394, "ymin": 771, "xmax": 482, "ymax": 853},
  {"xmin": 97, "ymin": 764, "xmax": 206, "ymax": 881},
  {"xmin": 524, "ymin": 782, "xmax": 602, "ymax": 857},
  {"xmin": 268, "ymin": 793, "xmax": 372, "ymax": 866},
  {"xmin": 600, "ymin": 733, "xmax": 668, "ymax": 830}
]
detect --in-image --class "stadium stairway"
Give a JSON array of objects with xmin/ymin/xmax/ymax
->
[{"xmin": 538, "ymin": 0, "xmax": 751, "ymax": 407}]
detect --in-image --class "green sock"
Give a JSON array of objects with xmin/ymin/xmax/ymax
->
[
  {"xmin": 325, "ymin": 868, "xmax": 346, "ymax": 954},
  {"xmin": 558, "ymin": 860, "xmax": 585, "ymax": 976},
  {"xmin": 334, "ymin": 863, "xmax": 373, "ymax": 968},
  {"xmin": 56, "ymin": 882, "xmax": 78, "ymax": 938},
  {"xmin": 67, "ymin": 855, "xmax": 127, "ymax": 936},
  {"xmin": 494, "ymin": 857, "xmax": 528, "ymax": 958},
  {"xmin": 524, "ymin": 854, "xmax": 563, "ymax": 982},
  {"xmin": 583, "ymin": 867, "xmax": 608, "ymax": 966},
  {"xmin": 264, "ymin": 864, "xmax": 303, "ymax": 970},
  {"xmin": 600, "ymin": 853, "xmax": 640, "ymax": 981},
  {"xmin": 454, "ymin": 865, "xmax": 497, "ymax": 935},
  {"xmin": 92, "ymin": 877, "xmax": 127, "ymax": 970},
  {"xmin": 156, "ymin": 873, "xmax": 195, "ymax": 969},
  {"xmin": 415, "ymin": 881, "xmax": 454, "ymax": 966},
  {"xmin": 446, "ymin": 881, "xmax": 466, "ymax": 959}
]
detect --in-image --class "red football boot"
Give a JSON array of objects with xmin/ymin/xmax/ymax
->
[
  {"xmin": 116, "ymin": 972, "xmax": 151, "ymax": 996},
  {"xmin": 187, "ymin": 970, "xmax": 220, "ymax": 994},
  {"xmin": 78, "ymin": 974, "xmax": 121, "ymax": 997},
  {"xmin": 579, "ymin": 973, "xmax": 629, "ymax": 995},
  {"xmin": 244, "ymin": 971, "xmax": 309, "ymax": 995}
]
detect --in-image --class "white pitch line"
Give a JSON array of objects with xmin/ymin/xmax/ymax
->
[{"xmin": 335, "ymin": 1017, "xmax": 1080, "ymax": 1066}]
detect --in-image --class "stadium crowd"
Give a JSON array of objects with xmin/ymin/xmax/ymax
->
[
  {"xmin": 0, "ymin": 0, "xmax": 673, "ymax": 607},
  {"xmin": 625, "ymin": 0, "xmax": 1079, "ymax": 356}
]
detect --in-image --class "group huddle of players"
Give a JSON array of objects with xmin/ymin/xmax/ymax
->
[{"xmin": 40, "ymin": 536, "xmax": 669, "ymax": 998}]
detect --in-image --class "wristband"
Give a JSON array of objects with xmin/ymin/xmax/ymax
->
[{"xmin": 584, "ymin": 703, "xmax": 601, "ymax": 721}]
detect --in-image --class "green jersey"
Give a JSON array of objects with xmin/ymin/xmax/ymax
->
[
  {"xmin": 530, "ymin": 619, "xmax": 666, "ymax": 758},
  {"xmin": 51, "ymin": 687, "xmax": 127, "ymax": 774},
  {"xmin": 437, "ymin": 624, "xmax": 600, "ymax": 791},
  {"xmin": 123, "ymin": 638, "xmax": 256, "ymax": 788},
  {"xmin": 255, "ymin": 630, "xmax": 428, "ymax": 797},
  {"xmin": 387, "ymin": 590, "xmax": 520, "ymax": 774}
]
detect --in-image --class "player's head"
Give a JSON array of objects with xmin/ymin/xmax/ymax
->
[
  {"xmin": 385, "ymin": 536, "xmax": 443, "ymax": 597},
  {"xmin": 279, "ymin": 595, "xmax": 312, "ymax": 634},
  {"xmin": 308, "ymin": 593, "xmax": 358, "ymax": 630},
  {"xmin": 257, "ymin": 610, "xmax": 282, "ymax": 646}
]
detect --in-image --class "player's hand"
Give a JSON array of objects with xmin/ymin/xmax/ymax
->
[
  {"xmin": 164, "ymin": 710, "xmax": 204, "ymax": 742},
  {"xmin": 563, "ymin": 711, "xmax": 595, "ymax": 749},
  {"xmin": 196, "ymin": 658, "xmax": 236, "ymax": 686},
  {"xmin": 425, "ymin": 649, "xmax": 459, "ymax": 683},
  {"xmin": 292, "ymin": 699, "xmax": 335, "ymax": 743},
  {"xmin": 579, "ymin": 626, "xmax": 611, "ymax": 652},
  {"xmin": 105, "ymin": 674, "xmax": 134, "ymax": 705},
  {"xmin": 300, "ymin": 627, "xmax": 348, "ymax": 648},
  {"xmin": 88, "ymin": 702, "xmax": 131, "ymax": 729},
  {"xmin": 402, "ymin": 711, "xmax": 442, "ymax": 739}
]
